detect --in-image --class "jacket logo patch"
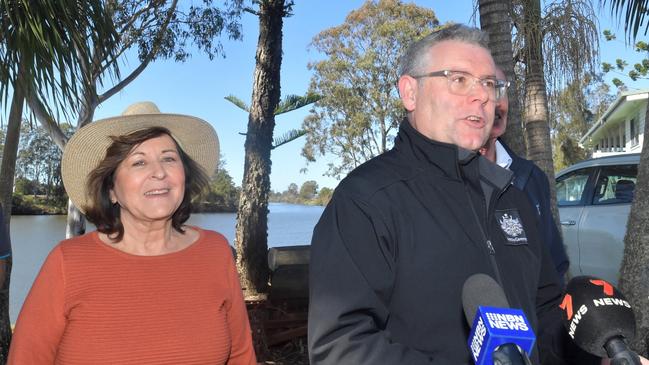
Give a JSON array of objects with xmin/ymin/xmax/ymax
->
[{"xmin": 495, "ymin": 209, "xmax": 528, "ymax": 245}]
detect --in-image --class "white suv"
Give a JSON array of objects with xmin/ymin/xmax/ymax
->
[{"xmin": 555, "ymin": 153, "xmax": 640, "ymax": 286}]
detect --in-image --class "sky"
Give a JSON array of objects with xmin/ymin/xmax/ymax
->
[{"xmin": 90, "ymin": 0, "xmax": 649, "ymax": 193}]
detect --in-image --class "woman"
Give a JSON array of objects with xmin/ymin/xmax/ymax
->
[{"xmin": 8, "ymin": 102, "xmax": 257, "ymax": 364}]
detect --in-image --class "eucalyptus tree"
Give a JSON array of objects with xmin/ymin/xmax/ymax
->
[
  {"xmin": 26, "ymin": 0, "xmax": 244, "ymax": 238},
  {"xmin": 302, "ymin": 0, "xmax": 438, "ymax": 178},
  {"xmin": 601, "ymin": 0, "xmax": 649, "ymax": 354},
  {"xmin": 0, "ymin": 1, "xmax": 119, "ymax": 360}
]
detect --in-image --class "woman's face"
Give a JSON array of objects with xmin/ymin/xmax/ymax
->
[{"xmin": 110, "ymin": 134, "xmax": 186, "ymax": 225}]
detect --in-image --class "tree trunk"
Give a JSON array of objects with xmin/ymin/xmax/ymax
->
[
  {"xmin": 65, "ymin": 101, "xmax": 97, "ymax": 238},
  {"xmin": 478, "ymin": 0, "xmax": 526, "ymax": 157},
  {"xmin": 522, "ymin": 0, "xmax": 560, "ymax": 224},
  {"xmin": 618, "ymin": 104, "xmax": 649, "ymax": 356},
  {"xmin": 235, "ymin": 0, "xmax": 285, "ymax": 299},
  {"xmin": 0, "ymin": 69, "xmax": 25, "ymax": 363}
]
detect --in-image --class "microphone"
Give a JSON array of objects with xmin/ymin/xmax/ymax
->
[
  {"xmin": 560, "ymin": 276, "xmax": 641, "ymax": 365},
  {"xmin": 462, "ymin": 273, "xmax": 535, "ymax": 365}
]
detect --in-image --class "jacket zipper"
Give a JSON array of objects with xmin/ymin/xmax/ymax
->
[{"xmin": 463, "ymin": 182, "xmax": 506, "ymax": 288}]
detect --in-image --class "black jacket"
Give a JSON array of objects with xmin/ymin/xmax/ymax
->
[
  {"xmin": 308, "ymin": 122, "xmax": 576, "ymax": 364},
  {"xmin": 501, "ymin": 141, "xmax": 570, "ymax": 286}
]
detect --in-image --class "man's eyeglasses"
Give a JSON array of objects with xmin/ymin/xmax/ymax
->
[{"xmin": 411, "ymin": 70, "xmax": 510, "ymax": 101}]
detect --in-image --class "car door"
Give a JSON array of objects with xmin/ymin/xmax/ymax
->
[
  {"xmin": 556, "ymin": 167, "xmax": 595, "ymax": 279},
  {"xmin": 576, "ymin": 164, "xmax": 637, "ymax": 285}
]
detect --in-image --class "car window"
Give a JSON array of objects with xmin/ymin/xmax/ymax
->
[
  {"xmin": 592, "ymin": 164, "xmax": 638, "ymax": 205},
  {"xmin": 556, "ymin": 168, "xmax": 592, "ymax": 206}
]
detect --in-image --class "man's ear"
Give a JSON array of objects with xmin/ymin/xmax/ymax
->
[{"xmin": 398, "ymin": 75, "xmax": 417, "ymax": 112}]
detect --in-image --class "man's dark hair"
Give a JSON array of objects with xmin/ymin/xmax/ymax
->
[{"xmin": 84, "ymin": 127, "xmax": 209, "ymax": 242}]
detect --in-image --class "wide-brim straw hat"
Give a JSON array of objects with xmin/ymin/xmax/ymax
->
[{"xmin": 62, "ymin": 101, "xmax": 219, "ymax": 214}]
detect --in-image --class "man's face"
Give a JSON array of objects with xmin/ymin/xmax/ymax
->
[
  {"xmin": 490, "ymin": 68, "xmax": 508, "ymax": 139},
  {"xmin": 398, "ymin": 40, "xmax": 497, "ymax": 151}
]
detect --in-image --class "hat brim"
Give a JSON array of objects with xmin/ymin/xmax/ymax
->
[{"xmin": 62, "ymin": 113, "xmax": 219, "ymax": 214}]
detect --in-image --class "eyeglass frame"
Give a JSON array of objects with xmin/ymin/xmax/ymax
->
[{"xmin": 410, "ymin": 70, "xmax": 510, "ymax": 101}]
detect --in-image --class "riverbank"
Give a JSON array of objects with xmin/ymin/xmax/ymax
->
[{"xmin": 11, "ymin": 197, "xmax": 238, "ymax": 216}]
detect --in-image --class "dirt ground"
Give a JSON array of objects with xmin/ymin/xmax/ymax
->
[{"xmin": 247, "ymin": 299, "xmax": 309, "ymax": 364}]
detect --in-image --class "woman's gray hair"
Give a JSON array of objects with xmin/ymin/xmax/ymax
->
[{"xmin": 398, "ymin": 24, "xmax": 490, "ymax": 77}]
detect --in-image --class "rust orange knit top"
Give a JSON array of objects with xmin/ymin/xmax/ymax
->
[{"xmin": 8, "ymin": 228, "xmax": 257, "ymax": 365}]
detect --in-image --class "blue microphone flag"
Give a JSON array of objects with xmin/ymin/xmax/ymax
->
[{"xmin": 467, "ymin": 306, "xmax": 536, "ymax": 365}]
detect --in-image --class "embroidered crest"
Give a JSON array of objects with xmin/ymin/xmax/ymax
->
[{"xmin": 495, "ymin": 209, "xmax": 528, "ymax": 245}]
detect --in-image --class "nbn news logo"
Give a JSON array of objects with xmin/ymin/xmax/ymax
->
[{"xmin": 467, "ymin": 306, "xmax": 536, "ymax": 365}]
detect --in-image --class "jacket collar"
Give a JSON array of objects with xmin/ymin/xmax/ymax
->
[
  {"xmin": 395, "ymin": 119, "xmax": 471, "ymax": 180},
  {"xmin": 395, "ymin": 119, "xmax": 512, "ymax": 191}
]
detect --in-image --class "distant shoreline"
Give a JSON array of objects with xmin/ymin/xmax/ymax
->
[{"xmin": 12, "ymin": 203, "xmax": 238, "ymax": 216}]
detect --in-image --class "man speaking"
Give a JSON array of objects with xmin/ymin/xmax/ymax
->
[{"xmin": 308, "ymin": 24, "xmax": 596, "ymax": 364}]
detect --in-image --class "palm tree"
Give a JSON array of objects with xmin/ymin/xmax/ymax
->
[
  {"xmin": 478, "ymin": 0, "xmax": 527, "ymax": 156},
  {"xmin": 478, "ymin": 0, "xmax": 599, "ymax": 229},
  {"xmin": 26, "ymin": 1, "xmax": 243, "ymax": 238},
  {"xmin": 602, "ymin": 0, "xmax": 649, "ymax": 355},
  {"xmin": 0, "ymin": 0, "xmax": 119, "ymax": 360}
]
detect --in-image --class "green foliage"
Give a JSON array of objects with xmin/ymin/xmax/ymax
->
[
  {"xmin": 549, "ymin": 73, "xmax": 613, "ymax": 170},
  {"xmin": 226, "ymin": 91, "xmax": 318, "ymax": 150},
  {"xmin": 0, "ymin": 0, "xmax": 120, "ymax": 118},
  {"xmin": 270, "ymin": 181, "xmax": 332, "ymax": 206},
  {"xmin": 601, "ymin": 0, "xmax": 649, "ymax": 42},
  {"xmin": 603, "ymin": 29, "xmax": 617, "ymax": 40},
  {"xmin": 315, "ymin": 187, "xmax": 334, "ymax": 206},
  {"xmin": 10, "ymin": 123, "xmax": 74, "ymax": 208},
  {"xmin": 10, "ymin": 192, "xmax": 67, "ymax": 215},
  {"xmin": 636, "ymin": 41, "xmax": 649, "ymax": 51},
  {"xmin": 302, "ymin": 0, "xmax": 438, "ymax": 179},
  {"xmin": 224, "ymin": 95, "xmax": 250, "ymax": 112},
  {"xmin": 115, "ymin": 0, "xmax": 244, "ymax": 63},
  {"xmin": 14, "ymin": 177, "xmax": 37, "ymax": 196},
  {"xmin": 199, "ymin": 159, "xmax": 239, "ymax": 212},
  {"xmin": 298, "ymin": 180, "xmax": 318, "ymax": 200},
  {"xmin": 601, "ymin": 30, "xmax": 649, "ymax": 90},
  {"xmin": 272, "ymin": 129, "xmax": 306, "ymax": 149},
  {"xmin": 275, "ymin": 92, "xmax": 322, "ymax": 115}
]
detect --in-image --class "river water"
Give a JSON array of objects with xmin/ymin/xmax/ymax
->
[{"xmin": 8, "ymin": 202, "xmax": 324, "ymax": 322}]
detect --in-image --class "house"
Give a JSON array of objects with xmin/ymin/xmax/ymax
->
[{"xmin": 580, "ymin": 89, "xmax": 648, "ymax": 158}]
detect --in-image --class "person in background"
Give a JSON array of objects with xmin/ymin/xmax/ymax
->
[
  {"xmin": 479, "ymin": 67, "xmax": 570, "ymax": 287},
  {"xmin": 8, "ymin": 102, "xmax": 256, "ymax": 365}
]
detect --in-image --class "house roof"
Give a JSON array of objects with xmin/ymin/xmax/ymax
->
[{"xmin": 580, "ymin": 89, "xmax": 649, "ymax": 145}]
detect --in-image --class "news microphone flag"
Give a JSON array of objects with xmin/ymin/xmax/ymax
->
[{"xmin": 467, "ymin": 306, "xmax": 536, "ymax": 365}]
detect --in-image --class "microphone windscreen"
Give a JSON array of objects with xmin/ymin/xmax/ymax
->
[
  {"xmin": 462, "ymin": 273, "xmax": 510, "ymax": 323},
  {"xmin": 561, "ymin": 276, "xmax": 636, "ymax": 357},
  {"xmin": 462, "ymin": 274, "xmax": 536, "ymax": 364}
]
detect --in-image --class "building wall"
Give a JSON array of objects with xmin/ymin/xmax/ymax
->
[{"xmin": 592, "ymin": 100, "xmax": 646, "ymax": 158}]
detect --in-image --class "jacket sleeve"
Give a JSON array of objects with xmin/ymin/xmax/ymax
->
[
  {"xmin": 531, "ymin": 167, "xmax": 570, "ymax": 285},
  {"xmin": 308, "ymin": 191, "xmax": 436, "ymax": 365},
  {"xmin": 8, "ymin": 245, "xmax": 67, "ymax": 364},
  {"xmin": 224, "ymin": 245, "xmax": 257, "ymax": 365},
  {"xmin": 534, "ymin": 229, "xmax": 600, "ymax": 365}
]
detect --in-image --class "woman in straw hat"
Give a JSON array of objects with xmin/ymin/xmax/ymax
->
[{"xmin": 8, "ymin": 102, "xmax": 257, "ymax": 364}]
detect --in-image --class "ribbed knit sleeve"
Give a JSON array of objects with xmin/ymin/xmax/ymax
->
[
  {"xmin": 222, "ymin": 238, "xmax": 256, "ymax": 365},
  {"xmin": 8, "ymin": 245, "xmax": 67, "ymax": 364}
]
